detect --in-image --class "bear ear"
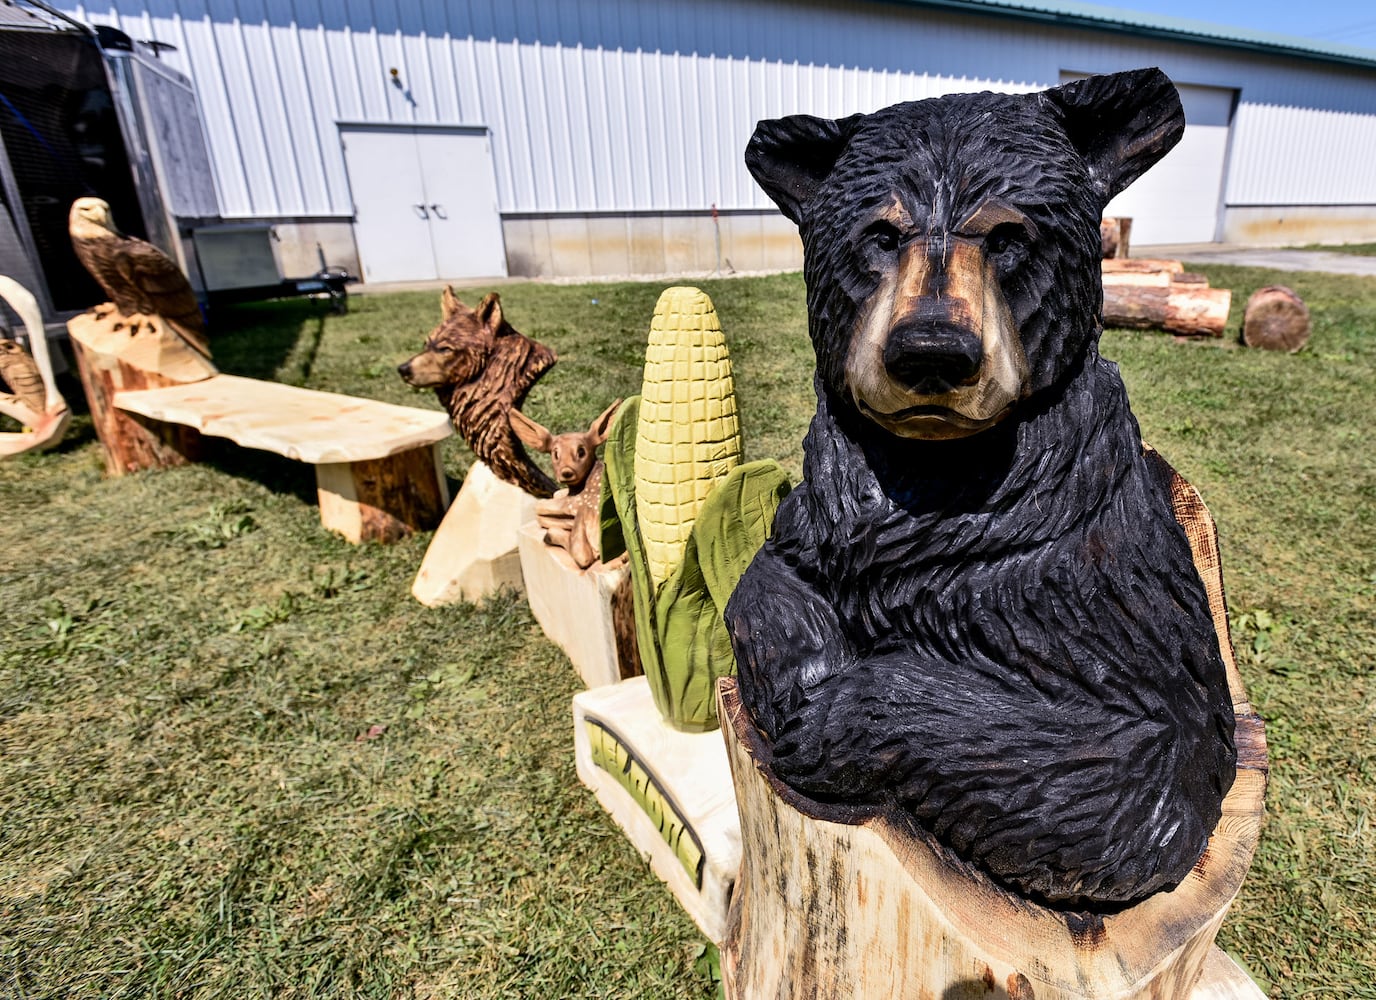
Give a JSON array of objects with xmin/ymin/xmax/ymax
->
[
  {"xmin": 746, "ymin": 113, "xmax": 861, "ymax": 226},
  {"xmin": 1043, "ymin": 68, "xmax": 1185, "ymax": 205}
]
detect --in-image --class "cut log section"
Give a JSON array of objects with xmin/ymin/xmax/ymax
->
[
  {"xmin": 1103, "ymin": 283, "xmax": 1231, "ymax": 337},
  {"xmin": 1242, "ymin": 286, "xmax": 1310, "ymax": 353},
  {"xmin": 719, "ymin": 454, "xmax": 1266, "ymax": 1000},
  {"xmin": 1102, "ymin": 257, "xmax": 1183, "ymax": 275},
  {"xmin": 68, "ymin": 310, "xmax": 216, "ymax": 475}
]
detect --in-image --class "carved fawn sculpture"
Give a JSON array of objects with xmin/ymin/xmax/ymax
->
[
  {"xmin": 509, "ymin": 400, "xmax": 621, "ymax": 569},
  {"xmin": 398, "ymin": 288, "xmax": 558, "ymax": 497}
]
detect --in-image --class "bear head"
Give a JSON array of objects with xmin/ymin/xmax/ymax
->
[{"xmin": 746, "ymin": 68, "xmax": 1184, "ymax": 440}]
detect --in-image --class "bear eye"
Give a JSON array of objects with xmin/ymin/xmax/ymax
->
[
  {"xmin": 985, "ymin": 222, "xmax": 1028, "ymax": 258},
  {"xmin": 865, "ymin": 221, "xmax": 902, "ymax": 255}
]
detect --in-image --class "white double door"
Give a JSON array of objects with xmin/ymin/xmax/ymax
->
[{"xmin": 341, "ymin": 125, "xmax": 507, "ymax": 283}]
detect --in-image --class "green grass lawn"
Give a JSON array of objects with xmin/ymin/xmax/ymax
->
[
  {"xmin": 1297, "ymin": 243, "xmax": 1376, "ymax": 256},
  {"xmin": 2, "ymin": 267, "xmax": 1373, "ymax": 998}
]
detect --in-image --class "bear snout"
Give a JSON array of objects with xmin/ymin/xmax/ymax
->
[{"xmin": 883, "ymin": 320, "xmax": 983, "ymax": 394}]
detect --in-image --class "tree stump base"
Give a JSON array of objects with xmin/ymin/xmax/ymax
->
[
  {"xmin": 718, "ymin": 453, "xmax": 1267, "ymax": 999},
  {"xmin": 572, "ymin": 675, "xmax": 740, "ymax": 943},
  {"xmin": 518, "ymin": 522, "xmax": 639, "ymax": 687},
  {"xmin": 68, "ymin": 309, "xmax": 217, "ymax": 475},
  {"xmin": 411, "ymin": 461, "xmax": 533, "ymax": 605}
]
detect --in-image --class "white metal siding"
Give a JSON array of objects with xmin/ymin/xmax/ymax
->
[{"xmin": 64, "ymin": 0, "xmax": 1376, "ymax": 219}]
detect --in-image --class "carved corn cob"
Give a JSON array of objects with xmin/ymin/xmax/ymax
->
[{"xmin": 634, "ymin": 287, "xmax": 742, "ymax": 589}]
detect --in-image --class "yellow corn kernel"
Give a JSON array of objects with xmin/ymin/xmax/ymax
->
[{"xmin": 634, "ymin": 287, "xmax": 742, "ymax": 590}]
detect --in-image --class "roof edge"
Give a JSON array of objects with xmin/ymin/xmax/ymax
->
[{"xmin": 883, "ymin": 0, "xmax": 1376, "ymax": 71}]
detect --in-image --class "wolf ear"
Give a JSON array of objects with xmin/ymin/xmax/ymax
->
[
  {"xmin": 476, "ymin": 292, "xmax": 504, "ymax": 331},
  {"xmin": 1043, "ymin": 68, "xmax": 1185, "ymax": 205},
  {"xmin": 441, "ymin": 285, "xmax": 467, "ymax": 318},
  {"xmin": 746, "ymin": 114, "xmax": 862, "ymax": 226}
]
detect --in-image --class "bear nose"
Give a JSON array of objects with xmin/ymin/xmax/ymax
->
[{"xmin": 883, "ymin": 322, "xmax": 982, "ymax": 394}]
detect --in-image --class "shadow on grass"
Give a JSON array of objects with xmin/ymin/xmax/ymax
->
[{"xmin": 210, "ymin": 298, "xmax": 331, "ymax": 384}]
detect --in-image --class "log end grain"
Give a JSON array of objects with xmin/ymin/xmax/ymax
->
[{"xmin": 1242, "ymin": 286, "xmax": 1310, "ymax": 353}]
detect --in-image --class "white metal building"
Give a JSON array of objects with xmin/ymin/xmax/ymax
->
[{"xmin": 51, "ymin": 0, "xmax": 1376, "ymax": 282}]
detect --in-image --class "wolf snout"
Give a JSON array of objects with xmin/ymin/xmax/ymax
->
[{"xmin": 883, "ymin": 321, "xmax": 982, "ymax": 394}]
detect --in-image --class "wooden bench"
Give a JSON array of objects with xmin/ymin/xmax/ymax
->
[{"xmin": 68, "ymin": 312, "xmax": 452, "ymax": 544}]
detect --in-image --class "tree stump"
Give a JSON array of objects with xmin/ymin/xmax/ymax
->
[
  {"xmin": 67, "ymin": 310, "xmax": 216, "ymax": 475},
  {"xmin": 1241, "ymin": 286, "xmax": 1310, "ymax": 353},
  {"xmin": 719, "ymin": 454, "xmax": 1266, "ymax": 1000}
]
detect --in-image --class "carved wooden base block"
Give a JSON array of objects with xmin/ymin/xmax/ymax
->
[
  {"xmin": 411, "ymin": 461, "xmax": 534, "ymax": 605},
  {"xmin": 316, "ymin": 444, "xmax": 449, "ymax": 543},
  {"xmin": 518, "ymin": 522, "xmax": 636, "ymax": 687},
  {"xmin": 68, "ymin": 310, "xmax": 216, "ymax": 475},
  {"xmin": 718, "ymin": 678, "xmax": 1266, "ymax": 1000},
  {"xmin": 572, "ymin": 676, "xmax": 740, "ymax": 943}
]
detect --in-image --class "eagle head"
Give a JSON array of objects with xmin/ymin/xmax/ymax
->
[{"xmin": 69, "ymin": 197, "xmax": 121, "ymax": 240}]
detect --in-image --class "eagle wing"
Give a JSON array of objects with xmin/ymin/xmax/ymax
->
[
  {"xmin": 75, "ymin": 232, "xmax": 210, "ymax": 358},
  {"xmin": 113, "ymin": 238, "xmax": 211, "ymax": 357}
]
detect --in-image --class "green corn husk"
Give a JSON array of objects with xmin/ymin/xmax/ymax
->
[{"xmin": 602, "ymin": 394, "xmax": 791, "ymax": 730}]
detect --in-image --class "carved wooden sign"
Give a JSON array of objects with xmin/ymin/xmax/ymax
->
[
  {"xmin": 398, "ymin": 288, "xmax": 558, "ymax": 497},
  {"xmin": 724, "ymin": 68, "xmax": 1238, "ymax": 910}
]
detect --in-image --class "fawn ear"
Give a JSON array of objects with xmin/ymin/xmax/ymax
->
[
  {"xmin": 1043, "ymin": 68, "xmax": 1185, "ymax": 206},
  {"xmin": 508, "ymin": 408, "xmax": 552, "ymax": 453},
  {"xmin": 476, "ymin": 292, "xmax": 504, "ymax": 331},
  {"xmin": 441, "ymin": 285, "xmax": 466, "ymax": 318},
  {"xmin": 587, "ymin": 398, "xmax": 622, "ymax": 447}
]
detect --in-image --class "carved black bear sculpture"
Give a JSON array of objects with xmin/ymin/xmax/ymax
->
[{"xmin": 724, "ymin": 68, "xmax": 1236, "ymax": 910}]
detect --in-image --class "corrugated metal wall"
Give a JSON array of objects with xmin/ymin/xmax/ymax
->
[{"xmin": 64, "ymin": 0, "xmax": 1376, "ymax": 219}]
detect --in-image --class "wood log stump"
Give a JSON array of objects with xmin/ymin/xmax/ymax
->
[
  {"xmin": 1103, "ymin": 283, "xmax": 1231, "ymax": 337},
  {"xmin": 1100, "ymin": 217, "xmax": 1132, "ymax": 258},
  {"xmin": 68, "ymin": 310, "xmax": 216, "ymax": 475},
  {"xmin": 1242, "ymin": 286, "xmax": 1310, "ymax": 353},
  {"xmin": 719, "ymin": 454, "xmax": 1266, "ymax": 1000}
]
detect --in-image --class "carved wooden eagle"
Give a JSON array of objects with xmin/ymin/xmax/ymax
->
[{"xmin": 68, "ymin": 197, "xmax": 211, "ymax": 358}]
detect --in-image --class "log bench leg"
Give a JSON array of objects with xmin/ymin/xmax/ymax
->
[
  {"xmin": 316, "ymin": 443, "xmax": 450, "ymax": 543},
  {"xmin": 72, "ymin": 337, "xmax": 205, "ymax": 475}
]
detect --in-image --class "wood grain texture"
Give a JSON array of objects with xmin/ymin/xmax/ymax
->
[
  {"xmin": 719, "ymin": 678, "xmax": 1266, "ymax": 1000},
  {"xmin": 316, "ymin": 444, "xmax": 449, "ymax": 544},
  {"xmin": 411, "ymin": 461, "xmax": 533, "ymax": 605},
  {"xmin": 67, "ymin": 311, "xmax": 215, "ymax": 475},
  {"xmin": 70, "ymin": 198, "xmax": 211, "ymax": 358},
  {"xmin": 115, "ymin": 374, "xmax": 452, "ymax": 464},
  {"xmin": 1241, "ymin": 286, "xmax": 1310, "ymax": 353},
  {"xmin": 518, "ymin": 522, "xmax": 628, "ymax": 688}
]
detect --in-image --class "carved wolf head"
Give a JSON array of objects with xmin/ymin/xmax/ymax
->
[
  {"xmin": 397, "ymin": 287, "xmax": 504, "ymax": 389},
  {"xmin": 746, "ymin": 68, "xmax": 1184, "ymax": 440}
]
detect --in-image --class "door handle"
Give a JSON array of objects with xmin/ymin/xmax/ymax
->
[
  {"xmin": 413, "ymin": 203, "xmax": 429, "ymax": 219},
  {"xmin": 430, "ymin": 204, "xmax": 447, "ymax": 220}
]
